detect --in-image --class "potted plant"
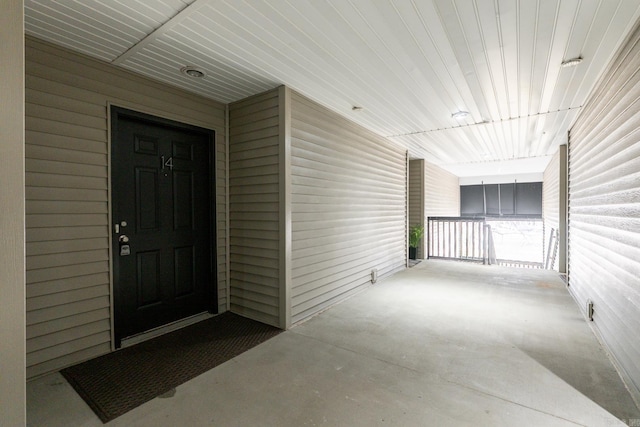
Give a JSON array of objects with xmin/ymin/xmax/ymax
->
[{"xmin": 409, "ymin": 225, "xmax": 424, "ymax": 260}]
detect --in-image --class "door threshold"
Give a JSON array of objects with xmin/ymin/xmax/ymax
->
[{"xmin": 120, "ymin": 312, "xmax": 214, "ymax": 348}]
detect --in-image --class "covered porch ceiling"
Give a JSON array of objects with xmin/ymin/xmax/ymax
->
[{"xmin": 24, "ymin": 0, "xmax": 640, "ymax": 177}]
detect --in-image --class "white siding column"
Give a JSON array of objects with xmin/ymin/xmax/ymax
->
[
  {"xmin": 228, "ymin": 89, "xmax": 283, "ymax": 327},
  {"xmin": 543, "ymin": 149, "xmax": 560, "ymax": 271},
  {"xmin": 558, "ymin": 144, "xmax": 567, "ymax": 274}
]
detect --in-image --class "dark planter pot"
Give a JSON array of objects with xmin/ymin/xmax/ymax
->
[{"xmin": 409, "ymin": 247, "xmax": 417, "ymax": 260}]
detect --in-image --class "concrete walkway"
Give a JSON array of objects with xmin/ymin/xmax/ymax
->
[{"xmin": 28, "ymin": 260, "xmax": 639, "ymax": 426}]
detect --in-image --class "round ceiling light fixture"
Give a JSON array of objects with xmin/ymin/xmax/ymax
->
[
  {"xmin": 180, "ymin": 66, "xmax": 206, "ymax": 78},
  {"xmin": 561, "ymin": 57, "xmax": 583, "ymax": 68},
  {"xmin": 451, "ymin": 110, "xmax": 470, "ymax": 119}
]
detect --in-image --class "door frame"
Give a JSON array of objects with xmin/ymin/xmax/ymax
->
[{"xmin": 108, "ymin": 105, "xmax": 218, "ymax": 349}]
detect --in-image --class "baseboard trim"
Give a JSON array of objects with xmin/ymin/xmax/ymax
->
[{"xmin": 566, "ymin": 286, "xmax": 640, "ymax": 411}]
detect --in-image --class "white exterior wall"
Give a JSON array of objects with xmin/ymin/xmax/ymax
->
[
  {"xmin": 228, "ymin": 88, "xmax": 282, "ymax": 327},
  {"xmin": 290, "ymin": 91, "xmax": 407, "ymax": 324},
  {"xmin": 568, "ymin": 22, "xmax": 640, "ymax": 405},
  {"xmin": 543, "ymin": 150, "xmax": 560, "ymax": 271},
  {"xmin": 425, "ymin": 161, "xmax": 460, "ymax": 219},
  {"xmin": 409, "ymin": 160, "xmax": 459, "ymax": 259},
  {"xmin": 542, "ymin": 145, "xmax": 567, "ymax": 273}
]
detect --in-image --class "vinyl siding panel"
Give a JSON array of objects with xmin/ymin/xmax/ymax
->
[
  {"xmin": 424, "ymin": 162, "xmax": 459, "ymax": 261},
  {"xmin": 290, "ymin": 91, "xmax": 407, "ymax": 324},
  {"xmin": 0, "ymin": 3, "xmax": 25, "ymax": 422},
  {"xmin": 568, "ymin": 22, "xmax": 640, "ymax": 404},
  {"xmin": 229, "ymin": 89, "xmax": 281, "ymax": 327},
  {"xmin": 408, "ymin": 160, "xmax": 459, "ymax": 259},
  {"xmin": 543, "ymin": 150, "xmax": 560, "ymax": 270},
  {"xmin": 409, "ymin": 160, "xmax": 425, "ymax": 258},
  {"xmin": 424, "ymin": 161, "xmax": 460, "ymax": 218},
  {"xmin": 25, "ymin": 36, "xmax": 227, "ymax": 378}
]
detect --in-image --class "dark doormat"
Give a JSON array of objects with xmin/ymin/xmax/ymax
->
[{"xmin": 61, "ymin": 312, "xmax": 282, "ymax": 423}]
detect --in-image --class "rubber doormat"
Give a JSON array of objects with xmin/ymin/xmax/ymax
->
[{"xmin": 61, "ymin": 312, "xmax": 282, "ymax": 423}]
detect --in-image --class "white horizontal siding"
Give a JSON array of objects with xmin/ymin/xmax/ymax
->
[
  {"xmin": 25, "ymin": 36, "xmax": 227, "ymax": 378},
  {"xmin": 424, "ymin": 161, "xmax": 460, "ymax": 218},
  {"xmin": 423, "ymin": 161, "xmax": 459, "ymax": 261},
  {"xmin": 568, "ymin": 21, "xmax": 640, "ymax": 404},
  {"xmin": 229, "ymin": 89, "xmax": 281, "ymax": 327},
  {"xmin": 408, "ymin": 159, "xmax": 459, "ymax": 260},
  {"xmin": 290, "ymin": 91, "xmax": 406, "ymax": 324}
]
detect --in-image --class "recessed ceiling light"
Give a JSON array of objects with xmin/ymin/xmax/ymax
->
[
  {"xmin": 561, "ymin": 57, "xmax": 583, "ymax": 68},
  {"xmin": 451, "ymin": 111, "xmax": 470, "ymax": 119},
  {"xmin": 180, "ymin": 66, "xmax": 206, "ymax": 78}
]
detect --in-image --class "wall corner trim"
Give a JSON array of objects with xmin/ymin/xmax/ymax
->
[
  {"xmin": 278, "ymin": 85, "xmax": 292, "ymax": 329},
  {"xmin": 225, "ymin": 103, "xmax": 231, "ymax": 312},
  {"xmin": 0, "ymin": 0, "xmax": 26, "ymax": 423},
  {"xmin": 559, "ymin": 144, "xmax": 568, "ymax": 275}
]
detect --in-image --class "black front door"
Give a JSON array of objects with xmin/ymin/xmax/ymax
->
[{"xmin": 111, "ymin": 107, "xmax": 216, "ymax": 346}]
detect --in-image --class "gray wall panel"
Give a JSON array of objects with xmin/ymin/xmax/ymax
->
[
  {"xmin": 290, "ymin": 91, "xmax": 407, "ymax": 324},
  {"xmin": 568, "ymin": 22, "xmax": 640, "ymax": 405},
  {"xmin": 229, "ymin": 88, "xmax": 281, "ymax": 327},
  {"xmin": 408, "ymin": 160, "xmax": 459, "ymax": 259},
  {"xmin": 425, "ymin": 161, "xmax": 460, "ymax": 260},
  {"xmin": 0, "ymin": 2, "xmax": 26, "ymax": 422},
  {"xmin": 25, "ymin": 37, "xmax": 227, "ymax": 378},
  {"xmin": 425, "ymin": 162, "xmax": 460, "ymax": 219}
]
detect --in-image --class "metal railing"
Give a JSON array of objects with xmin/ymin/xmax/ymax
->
[{"xmin": 427, "ymin": 217, "xmax": 496, "ymax": 264}]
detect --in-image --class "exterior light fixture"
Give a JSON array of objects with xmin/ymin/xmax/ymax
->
[
  {"xmin": 352, "ymin": 106, "xmax": 363, "ymax": 111},
  {"xmin": 180, "ymin": 66, "xmax": 206, "ymax": 78},
  {"xmin": 451, "ymin": 111, "xmax": 470, "ymax": 119},
  {"xmin": 561, "ymin": 57, "xmax": 583, "ymax": 68}
]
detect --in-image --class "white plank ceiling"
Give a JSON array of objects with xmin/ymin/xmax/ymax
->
[{"xmin": 24, "ymin": 0, "xmax": 640, "ymax": 177}]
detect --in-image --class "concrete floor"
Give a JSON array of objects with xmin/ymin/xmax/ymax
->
[{"xmin": 28, "ymin": 260, "xmax": 640, "ymax": 426}]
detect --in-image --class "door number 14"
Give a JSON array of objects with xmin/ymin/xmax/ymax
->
[{"xmin": 161, "ymin": 156, "xmax": 174, "ymax": 171}]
